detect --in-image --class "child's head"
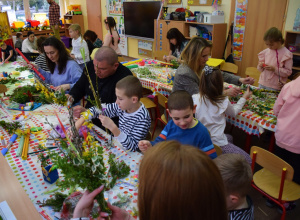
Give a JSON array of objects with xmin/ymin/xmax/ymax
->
[
  {"xmin": 199, "ymin": 66, "xmax": 226, "ymax": 107},
  {"xmin": 83, "ymin": 30, "xmax": 98, "ymax": 43},
  {"xmin": 167, "ymin": 90, "xmax": 195, "ymax": 130},
  {"xmin": 104, "ymin": 17, "xmax": 117, "ymax": 29},
  {"xmin": 214, "ymin": 154, "xmax": 252, "ymax": 210},
  {"xmin": 16, "ymin": 32, "xmax": 23, "ymax": 39},
  {"xmin": 0, "ymin": 42, "xmax": 7, "ymax": 50},
  {"xmin": 115, "ymin": 76, "xmax": 143, "ymax": 111},
  {"xmin": 37, "ymin": 36, "xmax": 47, "ymax": 53},
  {"xmin": 181, "ymin": 37, "xmax": 212, "ymax": 74},
  {"xmin": 263, "ymin": 27, "xmax": 284, "ymax": 50},
  {"xmin": 139, "ymin": 140, "xmax": 227, "ymax": 220},
  {"xmin": 166, "ymin": 28, "xmax": 186, "ymax": 53},
  {"xmin": 27, "ymin": 31, "xmax": 35, "ymax": 42},
  {"xmin": 68, "ymin": 24, "xmax": 81, "ymax": 39}
]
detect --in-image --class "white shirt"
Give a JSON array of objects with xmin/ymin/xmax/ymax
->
[
  {"xmin": 193, "ymin": 94, "xmax": 246, "ymax": 146},
  {"xmin": 21, "ymin": 37, "xmax": 37, "ymax": 53},
  {"xmin": 71, "ymin": 36, "xmax": 90, "ymax": 64}
]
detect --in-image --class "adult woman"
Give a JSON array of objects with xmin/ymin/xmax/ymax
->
[
  {"xmin": 103, "ymin": 17, "xmax": 121, "ymax": 55},
  {"xmin": 37, "ymin": 36, "xmax": 82, "ymax": 92},
  {"xmin": 72, "ymin": 141, "xmax": 228, "ymax": 220},
  {"xmin": 172, "ymin": 37, "xmax": 254, "ymax": 97},
  {"xmin": 21, "ymin": 31, "xmax": 39, "ymax": 61},
  {"xmin": 163, "ymin": 28, "xmax": 188, "ymax": 62}
]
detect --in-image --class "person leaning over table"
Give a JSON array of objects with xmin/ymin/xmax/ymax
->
[
  {"xmin": 70, "ymin": 141, "xmax": 228, "ymax": 220},
  {"xmin": 21, "ymin": 31, "xmax": 39, "ymax": 61},
  {"xmin": 33, "ymin": 36, "xmax": 82, "ymax": 92},
  {"xmin": 172, "ymin": 37, "xmax": 255, "ymax": 97},
  {"xmin": 68, "ymin": 46, "xmax": 132, "ymax": 128}
]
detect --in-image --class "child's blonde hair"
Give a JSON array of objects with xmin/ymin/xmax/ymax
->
[
  {"xmin": 214, "ymin": 154, "xmax": 252, "ymax": 197},
  {"xmin": 263, "ymin": 27, "xmax": 284, "ymax": 45},
  {"xmin": 69, "ymin": 24, "xmax": 82, "ymax": 42},
  {"xmin": 199, "ymin": 66, "xmax": 226, "ymax": 108}
]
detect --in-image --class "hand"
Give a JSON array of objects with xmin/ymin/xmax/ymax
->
[
  {"xmin": 70, "ymin": 54, "xmax": 75, "ymax": 59},
  {"xmin": 73, "ymin": 185, "xmax": 104, "ymax": 218},
  {"xmin": 242, "ymin": 86, "xmax": 252, "ymax": 99},
  {"xmin": 103, "ymin": 202, "xmax": 133, "ymax": 220},
  {"xmin": 239, "ymin": 77, "xmax": 255, "ymax": 85},
  {"xmin": 258, "ymin": 62, "xmax": 265, "ymax": 68},
  {"xmin": 65, "ymin": 94, "xmax": 74, "ymax": 105},
  {"xmin": 27, "ymin": 63, "xmax": 38, "ymax": 70},
  {"xmin": 224, "ymin": 87, "xmax": 240, "ymax": 97},
  {"xmin": 72, "ymin": 105, "xmax": 86, "ymax": 118},
  {"xmin": 138, "ymin": 140, "xmax": 152, "ymax": 153},
  {"xmin": 264, "ymin": 65, "xmax": 275, "ymax": 72},
  {"xmin": 99, "ymin": 115, "xmax": 117, "ymax": 132},
  {"xmin": 55, "ymin": 84, "xmax": 70, "ymax": 91}
]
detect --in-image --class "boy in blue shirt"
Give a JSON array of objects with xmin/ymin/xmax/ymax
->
[{"xmin": 139, "ymin": 90, "xmax": 216, "ymax": 159}]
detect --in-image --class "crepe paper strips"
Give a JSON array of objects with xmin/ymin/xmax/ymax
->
[
  {"xmin": 15, "ymin": 48, "xmax": 46, "ymax": 81},
  {"xmin": 21, "ymin": 128, "xmax": 31, "ymax": 160},
  {"xmin": 16, "ymin": 135, "xmax": 25, "ymax": 157},
  {"xmin": 123, "ymin": 59, "xmax": 143, "ymax": 66}
]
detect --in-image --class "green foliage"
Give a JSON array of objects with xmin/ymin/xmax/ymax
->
[
  {"xmin": 0, "ymin": 75, "xmax": 19, "ymax": 84},
  {"xmin": 15, "ymin": 66, "xmax": 29, "ymax": 72},
  {"xmin": 0, "ymin": 120, "xmax": 22, "ymax": 134},
  {"xmin": 170, "ymin": 59, "xmax": 180, "ymax": 69},
  {"xmin": 10, "ymin": 85, "xmax": 38, "ymax": 104},
  {"xmin": 87, "ymin": 96, "xmax": 97, "ymax": 107},
  {"xmin": 135, "ymin": 67, "xmax": 157, "ymax": 79},
  {"xmin": 36, "ymin": 192, "xmax": 68, "ymax": 212}
]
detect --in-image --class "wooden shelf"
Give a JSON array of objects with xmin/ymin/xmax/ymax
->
[
  {"xmin": 64, "ymin": 14, "xmax": 84, "ymax": 37},
  {"xmin": 285, "ymin": 31, "xmax": 300, "ymax": 73},
  {"xmin": 292, "ymin": 52, "xmax": 300, "ymax": 56},
  {"xmin": 292, "ymin": 66, "xmax": 300, "ymax": 71}
]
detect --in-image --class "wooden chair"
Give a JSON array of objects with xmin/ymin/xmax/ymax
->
[
  {"xmin": 220, "ymin": 62, "xmax": 238, "ymax": 75},
  {"xmin": 245, "ymin": 67, "xmax": 261, "ymax": 87},
  {"xmin": 250, "ymin": 146, "xmax": 300, "ymax": 220},
  {"xmin": 213, "ymin": 144, "xmax": 222, "ymax": 156},
  {"xmin": 132, "ymin": 72, "xmax": 157, "ymax": 119},
  {"xmin": 152, "ymin": 50, "xmax": 168, "ymax": 62},
  {"xmin": 152, "ymin": 92, "xmax": 168, "ymax": 139}
]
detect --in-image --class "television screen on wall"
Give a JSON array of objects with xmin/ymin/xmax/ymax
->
[{"xmin": 123, "ymin": 1, "xmax": 162, "ymax": 40}]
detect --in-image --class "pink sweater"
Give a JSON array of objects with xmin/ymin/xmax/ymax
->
[
  {"xmin": 257, "ymin": 47, "xmax": 293, "ymax": 90},
  {"xmin": 273, "ymin": 77, "xmax": 300, "ymax": 153}
]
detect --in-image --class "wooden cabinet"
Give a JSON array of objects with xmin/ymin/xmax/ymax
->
[
  {"xmin": 154, "ymin": 20, "xmax": 227, "ymax": 59},
  {"xmin": 64, "ymin": 14, "xmax": 84, "ymax": 37},
  {"xmin": 285, "ymin": 31, "xmax": 300, "ymax": 74}
]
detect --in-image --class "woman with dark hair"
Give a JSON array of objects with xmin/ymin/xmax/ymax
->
[
  {"xmin": 71, "ymin": 141, "xmax": 228, "ymax": 220},
  {"xmin": 163, "ymin": 28, "xmax": 188, "ymax": 62},
  {"xmin": 37, "ymin": 36, "xmax": 82, "ymax": 91},
  {"xmin": 103, "ymin": 17, "xmax": 121, "ymax": 55},
  {"xmin": 21, "ymin": 31, "xmax": 39, "ymax": 61},
  {"xmin": 83, "ymin": 30, "xmax": 103, "ymax": 48}
]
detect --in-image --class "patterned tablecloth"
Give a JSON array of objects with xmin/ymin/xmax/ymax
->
[{"xmin": 0, "ymin": 61, "xmax": 142, "ymax": 219}]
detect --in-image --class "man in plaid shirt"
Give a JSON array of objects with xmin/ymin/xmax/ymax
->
[{"xmin": 47, "ymin": 0, "xmax": 61, "ymax": 40}]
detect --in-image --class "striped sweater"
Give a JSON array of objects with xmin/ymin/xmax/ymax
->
[
  {"xmin": 151, "ymin": 118, "xmax": 217, "ymax": 159},
  {"xmin": 35, "ymin": 54, "xmax": 50, "ymax": 72},
  {"xmin": 228, "ymin": 196, "xmax": 254, "ymax": 220},
  {"xmin": 90, "ymin": 103, "xmax": 151, "ymax": 151}
]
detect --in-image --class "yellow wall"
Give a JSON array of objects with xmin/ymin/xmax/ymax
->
[
  {"xmin": 70, "ymin": 0, "xmax": 299, "ymax": 58},
  {"xmin": 64, "ymin": 0, "xmax": 88, "ymax": 32}
]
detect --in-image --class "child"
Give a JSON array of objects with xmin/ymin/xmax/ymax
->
[
  {"xmin": 257, "ymin": 27, "xmax": 293, "ymax": 91},
  {"xmin": 15, "ymin": 32, "xmax": 23, "ymax": 51},
  {"xmin": 69, "ymin": 24, "xmax": 90, "ymax": 69},
  {"xmin": 83, "ymin": 30, "xmax": 103, "ymax": 48},
  {"xmin": 214, "ymin": 154, "xmax": 254, "ymax": 220},
  {"xmin": 35, "ymin": 36, "xmax": 50, "ymax": 72},
  {"xmin": 138, "ymin": 90, "xmax": 216, "ymax": 159},
  {"xmin": 73, "ymin": 76, "xmax": 151, "ymax": 152},
  {"xmin": 103, "ymin": 17, "xmax": 121, "ymax": 55},
  {"xmin": 0, "ymin": 42, "xmax": 16, "ymax": 64},
  {"xmin": 193, "ymin": 66, "xmax": 252, "ymax": 163}
]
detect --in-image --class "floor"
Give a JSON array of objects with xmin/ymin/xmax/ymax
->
[{"xmin": 149, "ymin": 116, "xmax": 300, "ymax": 220}]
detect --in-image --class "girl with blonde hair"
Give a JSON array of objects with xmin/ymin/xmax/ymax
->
[{"xmin": 69, "ymin": 24, "xmax": 90, "ymax": 69}]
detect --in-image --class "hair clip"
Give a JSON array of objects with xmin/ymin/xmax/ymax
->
[
  {"xmin": 203, "ymin": 65, "xmax": 214, "ymax": 75},
  {"xmin": 111, "ymin": 35, "xmax": 113, "ymax": 37}
]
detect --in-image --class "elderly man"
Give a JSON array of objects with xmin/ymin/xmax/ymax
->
[
  {"xmin": 47, "ymin": 0, "xmax": 61, "ymax": 40},
  {"xmin": 69, "ymin": 47, "xmax": 132, "ymax": 127}
]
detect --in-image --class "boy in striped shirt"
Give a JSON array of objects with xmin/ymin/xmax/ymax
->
[
  {"xmin": 139, "ymin": 90, "xmax": 216, "ymax": 159},
  {"xmin": 74, "ymin": 76, "xmax": 151, "ymax": 151}
]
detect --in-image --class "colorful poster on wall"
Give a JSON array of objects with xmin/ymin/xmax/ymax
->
[
  {"xmin": 107, "ymin": 0, "xmax": 128, "ymax": 56},
  {"xmin": 232, "ymin": 0, "xmax": 248, "ymax": 61}
]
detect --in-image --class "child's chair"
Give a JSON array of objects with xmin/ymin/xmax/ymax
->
[
  {"xmin": 245, "ymin": 67, "xmax": 261, "ymax": 87},
  {"xmin": 250, "ymin": 146, "xmax": 300, "ymax": 220},
  {"xmin": 220, "ymin": 62, "xmax": 238, "ymax": 75},
  {"xmin": 152, "ymin": 92, "xmax": 168, "ymax": 139}
]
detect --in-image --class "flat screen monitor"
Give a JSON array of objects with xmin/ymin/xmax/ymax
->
[{"xmin": 123, "ymin": 1, "xmax": 162, "ymax": 40}]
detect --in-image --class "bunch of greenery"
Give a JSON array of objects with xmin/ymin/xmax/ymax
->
[
  {"xmin": 0, "ymin": 75, "xmax": 19, "ymax": 84},
  {"xmin": 170, "ymin": 59, "xmax": 180, "ymax": 69},
  {"xmin": 9, "ymin": 85, "xmax": 38, "ymax": 104},
  {"xmin": 135, "ymin": 67, "xmax": 157, "ymax": 79},
  {"xmin": 15, "ymin": 66, "xmax": 29, "ymax": 72},
  {"xmin": 0, "ymin": 120, "xmax": 22, "ymax": 134}
]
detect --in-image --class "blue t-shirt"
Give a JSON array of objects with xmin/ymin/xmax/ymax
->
[{"xmin": 151, "ymin": 118, "xmax": 216, "ymax": 159}]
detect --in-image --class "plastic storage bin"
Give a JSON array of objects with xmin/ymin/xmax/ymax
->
[{"xmin": 61, "ymin": 36, "xmax": 71, "ymax": 48}]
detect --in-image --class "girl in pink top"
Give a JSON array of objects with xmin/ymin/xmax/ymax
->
[
  {"xmin": 273, "ymin": 76, "xmax": 300, "ymax": 184},
  {"xmin": 103, "ymin": 17, "xmax": 121, "ymax": 55},
  {"xmin": 257, "ymin": 27, "xmax": 293, "ymax": 91}
]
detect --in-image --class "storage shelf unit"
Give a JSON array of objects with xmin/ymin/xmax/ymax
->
[
  {"xmin": 285, "ymin": 31, "xmax": 300, "ymax": 73},
  {"xmin": 154, "ymin": 20, "xmax": 227, "ymax": 59},
  {"xmin": 64, "ymin": 14, "xmax": 84, "ymax": 37}
]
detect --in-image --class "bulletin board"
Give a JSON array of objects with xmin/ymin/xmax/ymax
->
[{"xmin": 188, "ymin": 0, "xmax": 221, "ymax": 7}]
